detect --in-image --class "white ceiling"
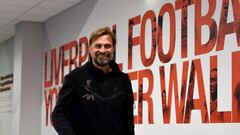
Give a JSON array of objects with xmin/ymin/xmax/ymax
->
[{"xmin": 0, "ymin": 0, "xmax": 83, "ymax": 44}]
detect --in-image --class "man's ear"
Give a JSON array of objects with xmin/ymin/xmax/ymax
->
[
  {"xmin": 88, "ymin": 46, "xmax": 93, "ymax": 62},
  {"xmin": 89, "ymin": 45, "xmax": 92, "ymax": 53},
  {"xmin": 113, "ymin": 45, "xmax": 116, "ymax": 60}
]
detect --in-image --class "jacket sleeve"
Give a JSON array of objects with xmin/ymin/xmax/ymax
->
[
  {"xmin": 123, "ymin": 75, "xmax": 135, "ymax": 135},
  {"xmin": 51, "ymin": 74, "xmax": 77, "ymax": 135}
]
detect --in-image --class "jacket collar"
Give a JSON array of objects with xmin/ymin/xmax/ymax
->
[{"xmin": 85, "ymin": 60, "xmax": 121, "ymax": 82}]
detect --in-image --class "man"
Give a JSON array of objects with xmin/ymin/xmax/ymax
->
[{"xmin": 52, "ymin": 27, "xmax": 135, "ymax": 135}]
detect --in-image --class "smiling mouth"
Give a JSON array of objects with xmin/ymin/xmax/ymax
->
[{"xmin": 97, "ymin": 54, "xmax": 109, "ymax": 59}]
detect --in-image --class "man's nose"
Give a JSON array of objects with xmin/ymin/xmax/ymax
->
[{"xmin": 99, "ymin": 46, "xmax": 106, "ymax": 52}]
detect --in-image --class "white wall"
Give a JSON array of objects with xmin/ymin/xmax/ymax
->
[
  {"xmin": 1, "ymin": 0, "xmax": 239, "ymax": 135},
  {"xmin": 12, "ymin": 22, "xmax": 43, "ymax": 135},
  {"xmin": 42, "ymin": 0, "xmax": 240, "ymax": 135},
  {"xmin": 0, "ymin": 38, "xmax": 14, "ymax": 73},
  {"xmin": 0, "ymin": 38, "xmax": 14, "ymax": 135}
]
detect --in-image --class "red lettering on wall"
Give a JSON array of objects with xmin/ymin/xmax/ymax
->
[
  {"xmin": 158, "ymin": 3, "xmax": 176, "ymax": 63},
  {"xmin": 140, "ymin": 10, "xmax": 157, "ymax": 67},
  {"xmin": 61, "ymin": 44, "xmax": 69, "ymax": 83},
  {"xmin": 195, "ymin": 0, "xmax": 217, "ymax": 56},
  {"xmin": 232, "ymin": 51, "xmax": 240, "ymax": 122},
  {"xmin": 210, "ymin": 56, "xmax": 231, "ymax": 123},
  {"xmin": 128, "ymin": 15, "xmax": 141, "ymax": 69},
  {"xmin": 216, "ymin": 0, "xmax": 240, "ymax": 51},
  {"xmin": 175, "ymin": 0, "xmax": 194, "ymax": 58},
  {"xmin": 139, "ymin": 69, "xmax": 154, "ymax": 124},
  {"xmin": 79, "ymin": 37, "xmax": 89, "ymax": 65},
  {"xmin": 69, "ymin": 40, "xmax": 78, "ymax": 71},
  {"xmin": 44, "ymin": 89, "xmax": 51, "ymax": 126},
  {"xmin": 44, "ymin": 52, "xmax": 53, "ymax": 88},
  {"xmin": 44, "ymin": 87, "xmax": 59, "ymax": 126},
  {"xmin": 52, "ymin": 48, "xmax": 62, "ymax": 85},
  {"xmin": 129, "ymin": 69, "xmax": 154, "ymax": 124},
  {"xmin": 184, "ymin": 60, "xmax": 209, "ymax": 123},
  {"xmin": 159, "ymin": 61, "xmax": 189, "ymax": 123}
]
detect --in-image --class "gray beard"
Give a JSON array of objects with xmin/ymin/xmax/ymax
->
[{"xmin": 93, "ymin": 54, "xmax": 112, "ymax": 67}]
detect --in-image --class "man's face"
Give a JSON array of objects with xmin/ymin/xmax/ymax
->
[
  {"xmin": 90, "ymin": 35, "xmax": 114, "ymax": 67},
  {"xmin": 210, "ymin": 70, "xmax": 217, "ymax": 100}
]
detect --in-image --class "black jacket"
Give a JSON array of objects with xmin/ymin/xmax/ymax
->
[{"xmin": 52, "ymin": 60, "xmax": 135, "ymax": 135}]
